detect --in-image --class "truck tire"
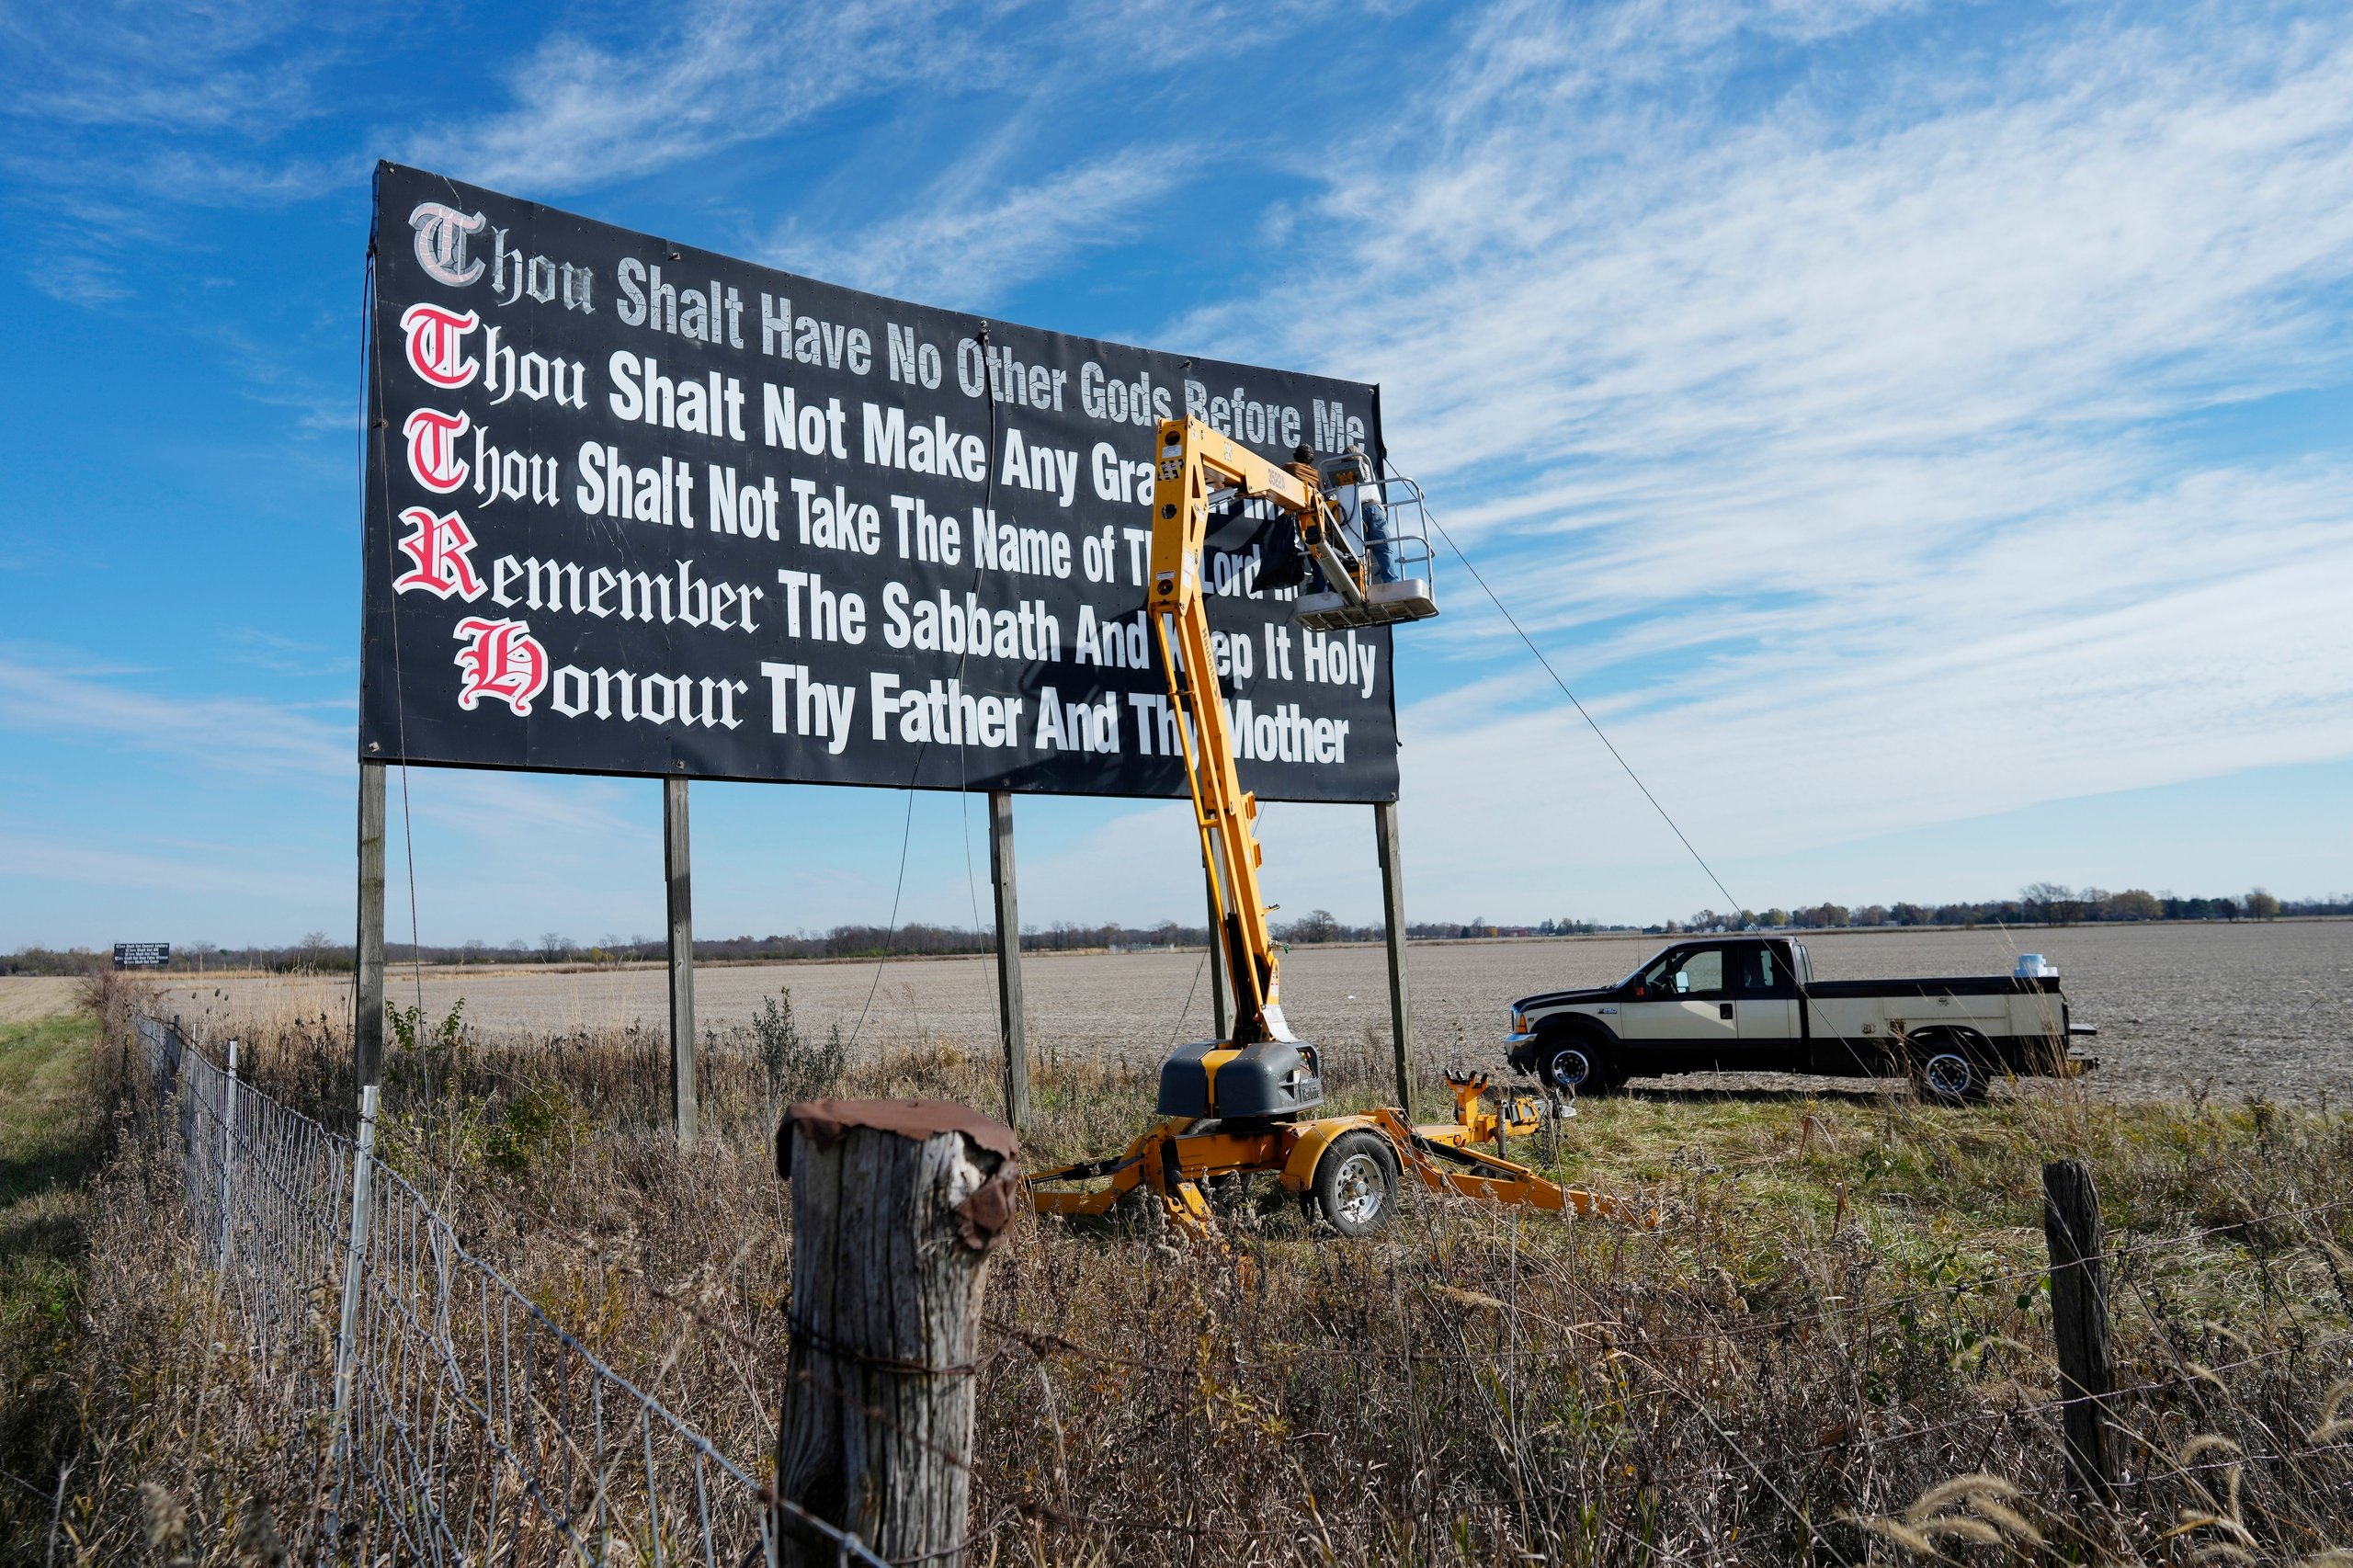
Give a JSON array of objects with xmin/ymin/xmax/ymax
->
[
  {"xmin": 1539, "ymin": 1032, "xmax": 1619, "ymax": 1097},
  {"xmin": 1312, "ymin": 1130, "xmax": 1402, "ymax": 1237},
  {"xmin": 1911, "ymin": 1032, "xmax": 1992, "ymax": 1105}
]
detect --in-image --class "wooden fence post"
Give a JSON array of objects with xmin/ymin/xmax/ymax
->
[
  {"xmin": 1373, "ymin": 800, "xmax": 1414, "ymax": 1116},
  {"xmin": 663, "ymin": 776, "xmax": 697, "ymax": 1142},
  {"xmin": 1205, "ymin": 879, "xmax": 1228, "ymax": 1041},
  {"xmin": 986, "ymin": 790, "xmax": 1029, "ymax": 1132},
  {"xmin": 356, "ymin": 761, "xmax": 386, "ymax": 1088},
  {"xmin": 2042, "ymin": 1157, "xmax": 2118, "ymax": 1509},
  {"xmin": 774, "ymin": 1100, "xmax": 1021, "ymax": 1567}
]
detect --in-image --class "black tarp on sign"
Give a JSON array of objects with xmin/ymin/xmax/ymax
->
[{"xmin": 362, "ymin": 164, "xmax": 1397, "ymax": 803}]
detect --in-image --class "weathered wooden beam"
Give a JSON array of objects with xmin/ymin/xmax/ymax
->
[
  {"xmin": 355, "ymin": 761, "xmax": 386, "ymax": 1088},
  {"xmin": 664, "ymin": 775, "xmax": 696, "ymax": 1142},
  {"xmin": 987, "ymin": 790, "xmax": 1029, "ymax": 1131},
  {"xmin": 2043, "ymin": 1157, "xmax": 2118, "ymax": 1508},
  {"xmin": 774, "ymin": 1100, "xmax": 1020, "ymax": 1567},
  {"xmin": 1374, "ymin": 799, "xmax": 1414, "ymax": 1115},
  {"xmin": 1206, "ymin": 878, "xmax": 1228, "ymax": 1040}
]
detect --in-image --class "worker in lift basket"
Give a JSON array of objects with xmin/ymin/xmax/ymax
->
[{"xmin": 1343, "ymin": 442, "xmax": 1396, "ymax": 584}]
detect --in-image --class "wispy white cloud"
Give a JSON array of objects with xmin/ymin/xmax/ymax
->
[
  {"xmin": 0, "ymin": 653, "xmax": 348, "ymax": 780},
  {"xmin": 0, "ymin": 1, "xmax": 327, "ymax": 135},
  {"xmin": 402, "ymin": 0, "xmax": 988, "ymax": 194},
  {"xmin": 1170, "ymin": 0, "xmax": 2353, "ymax": 895},
  {"xmin": 0, "ymin": 1, "xmax": 358, "ymax": 301},
  {"xmin": 0, "ymin": 653, "xmax": 640, "ymax": 844},
  {"xmin": 767, "ymin": 144, "xmax": 1186, "ymax": 309}
]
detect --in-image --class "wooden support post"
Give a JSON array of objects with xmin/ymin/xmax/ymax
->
[
  {"xmin": 355, "ymin": 761, "xmax": 386, "ymax": 1088},
  {"xmin": 1206, "ymin": 879, "xmax": 1228, "ymax": 1041},
  {"xmin": 987, "ymin": 790, "xmax": 1029, "ymax": 1132},
  {"xmin": 2043, "ymin": 1158, "xmax": 2118, "ymax": 1508},
  {"xmin": 1374, "ymin": 800, "xmax": 1414, "ymax": 1115},
  {"xmin": 664, "ymin": 776, "xmax": 697, "ymax": 1142},
  {"xmin": 774, "ymin": 1102, "xmax": 1020, "ymax": 1567}
]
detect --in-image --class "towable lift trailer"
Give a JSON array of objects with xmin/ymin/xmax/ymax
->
[{"xmin": 1027, "ymin": 418, "xmax": 1652, "ymax": 1240}]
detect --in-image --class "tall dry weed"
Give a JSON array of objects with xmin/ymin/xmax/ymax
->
[{"xmin": 40, "ymin": 997, "xmax": 2353, "ymax": 1563}]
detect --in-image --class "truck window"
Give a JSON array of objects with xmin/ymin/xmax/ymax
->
[
  {"xmin": 1670, "ymin": 948, "xmax": 1725, "ymax": 995},
  {"xmin": 1734, "ymin": 946, "xmax": 1779, "ymax": 994},
  {"xmin": 1789, "ymin": 940, "xmax": 1813, "ymax": 987}
]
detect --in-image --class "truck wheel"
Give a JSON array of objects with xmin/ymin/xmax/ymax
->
[
  {"xmin": 1541, "ymin": 1038, "xmax": 1616, "ymax": 1096},
  {"xmin": 1912, "ymin": 1037, "xmax": 1990, "ymax": 1105},
  {"xmin": 1313, "ymin": 1130, "xmax": 1401, "ymax": 1237}
]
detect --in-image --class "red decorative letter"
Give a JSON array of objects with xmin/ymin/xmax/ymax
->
[
  {"xmin": 400, "ymin": 302, "xmax": 479, "ymax": 388},
  {"xmin": 392, "ymin": 507, "xmax": 486, "ymax": 601},
  {"xmin": 403, "ymin": 406, "xmax": 472, "ymax": 494},
  {"xmin": 450, "ymin": 618, "xmax": 548, "ymax": 716}
]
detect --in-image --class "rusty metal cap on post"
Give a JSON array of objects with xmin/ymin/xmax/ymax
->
[{"xmin": 777, "ymin": 1098, "xmax": 1023, "ymax": 1250}]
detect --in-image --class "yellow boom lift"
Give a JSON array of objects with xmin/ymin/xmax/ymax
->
[{"xmin": 1028, "ymin": 419, "xmax": 1650, "ymax": 1239}]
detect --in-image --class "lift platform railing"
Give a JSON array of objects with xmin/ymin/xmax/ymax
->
[{"xmin": 1295, "ymin": 459, "xmax": 1438, "ymax": 631}]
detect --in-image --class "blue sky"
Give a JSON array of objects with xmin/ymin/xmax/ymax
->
[{"xmin": 4, "ymin": 0, "xmax": 2350, "ymax": 949}]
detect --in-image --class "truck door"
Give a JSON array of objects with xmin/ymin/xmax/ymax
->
[
  {"xmin": 1619, "ymin": 944, "xmax": 1737, "ymax": 1070},
  {"xmin": 1731, "ymin": 943, "xmax": 1802, "ymax": 1068}
]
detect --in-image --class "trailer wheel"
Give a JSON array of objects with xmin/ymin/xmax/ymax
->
[{"xmin": 1313, "ymin": 1130, "xmax": 1401, "ymax": 1237}]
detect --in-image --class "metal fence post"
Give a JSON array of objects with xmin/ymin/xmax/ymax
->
[
  {"xmin": 220, "ymin": 1039, "xmax": 240, "ymax": 1267},
  {"xmin": 331, "ymin": 1084, "xmax": 381, "ymax": 1483}
]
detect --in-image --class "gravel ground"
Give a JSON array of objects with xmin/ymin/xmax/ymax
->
[{"xmin": 119, "ymin": 918, "xmax": 2353, "ymax": 1102}]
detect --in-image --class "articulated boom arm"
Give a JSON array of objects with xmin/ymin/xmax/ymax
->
[
  {"xmin": 1027, "ymin": 420, "xmax": 1657, "ymax": 1242},
  {"xmin": 1146, "ymin": 417, "xmax": 1326, "ymax": 1045}
]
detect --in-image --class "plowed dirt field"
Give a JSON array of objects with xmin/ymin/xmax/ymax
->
[{"xmin": 106, "ymin": 919, "xmax": 2351, "ymax": 1100}]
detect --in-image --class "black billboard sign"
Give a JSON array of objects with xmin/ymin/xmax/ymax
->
[
  {"xmin": 114, "ymin": 943, "xmax": 171, "ymax": 969},
  {"xmin": 362, "ymin": 164, "xmax": 1397, "ymax": 802}
]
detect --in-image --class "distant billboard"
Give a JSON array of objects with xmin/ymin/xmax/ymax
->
[
  {"xmin": 361, "ymin": 164, "xmax": 1397, "ymax": 802},
  {"xmin": 113, "ymin": 943, "xmax": 170, "ymax": 969}
]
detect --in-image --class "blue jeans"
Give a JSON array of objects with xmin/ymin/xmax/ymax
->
[{"xmin": 1361, "ymin": 497, "xmax": 1395, "ymax": 583}]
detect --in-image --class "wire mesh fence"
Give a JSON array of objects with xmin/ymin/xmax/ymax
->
[{"xmin": 132, "ymin": 1013, "xmax": 886, "ymax": 1568}]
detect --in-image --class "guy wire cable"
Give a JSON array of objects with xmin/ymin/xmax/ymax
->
[
  {"xmin": 950, "ymin": 335, "xmax": 997, "ymax": 957},
  {"xmin": 1404, "ymin": 461, "xmax": 1746, "ymax": 917}
]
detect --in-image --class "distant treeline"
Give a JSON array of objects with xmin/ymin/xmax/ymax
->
[
  {"xmin": 9, "ymin": 888, "xmax": 2342, "ymax": 976},
  {"xmin": 1, "ymin": 912, "xmax": 1533, "ymax": 976},
  {"xmin": 1665, "ymin": 884, "xmax": 2347, "ymax": 935}
]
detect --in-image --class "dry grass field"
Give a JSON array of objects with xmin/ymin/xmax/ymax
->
[
  {"xmin": 5, "ymin": 926, "xmax": 2349, "ymax": 1562},
  {"xmin": 12, "ymin": 967, "xmax": 2347, "ymax": 1565},
  {"xmin": 122, "ymin": 917, "xmax": 2353, "ymax": 1099}
]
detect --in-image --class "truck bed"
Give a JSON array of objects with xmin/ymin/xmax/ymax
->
[{"xmin": 1803, "ymin": 975, "xmax": 2061, "ymax": 999}]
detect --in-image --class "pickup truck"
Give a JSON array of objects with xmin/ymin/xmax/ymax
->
[{"xmin": 1502, "ymin": 935, "xmax": 2096, "ymax": 1103}]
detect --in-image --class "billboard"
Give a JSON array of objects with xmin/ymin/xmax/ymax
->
[
  {"xmin": 362, "ymin": 164, "xmax": 1398, "ymax": 802},
  {"xmin": 114, "ymin": 943, "xmax": 171, "ymax": 969}
]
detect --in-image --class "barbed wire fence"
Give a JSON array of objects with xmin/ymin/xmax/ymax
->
[{"xmin": 133, "ymin": 1013, "xmax": 887, "ymax": 1568}]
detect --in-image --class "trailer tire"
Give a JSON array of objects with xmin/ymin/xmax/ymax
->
[{"xmin": 1313, "ymin": 1130, "xmax": 1402, "ymax": 1237}]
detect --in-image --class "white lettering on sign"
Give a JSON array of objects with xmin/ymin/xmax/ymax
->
[{"xmin": 368, "ymin": 166, "xmax": 1398, "ymax": 801}]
